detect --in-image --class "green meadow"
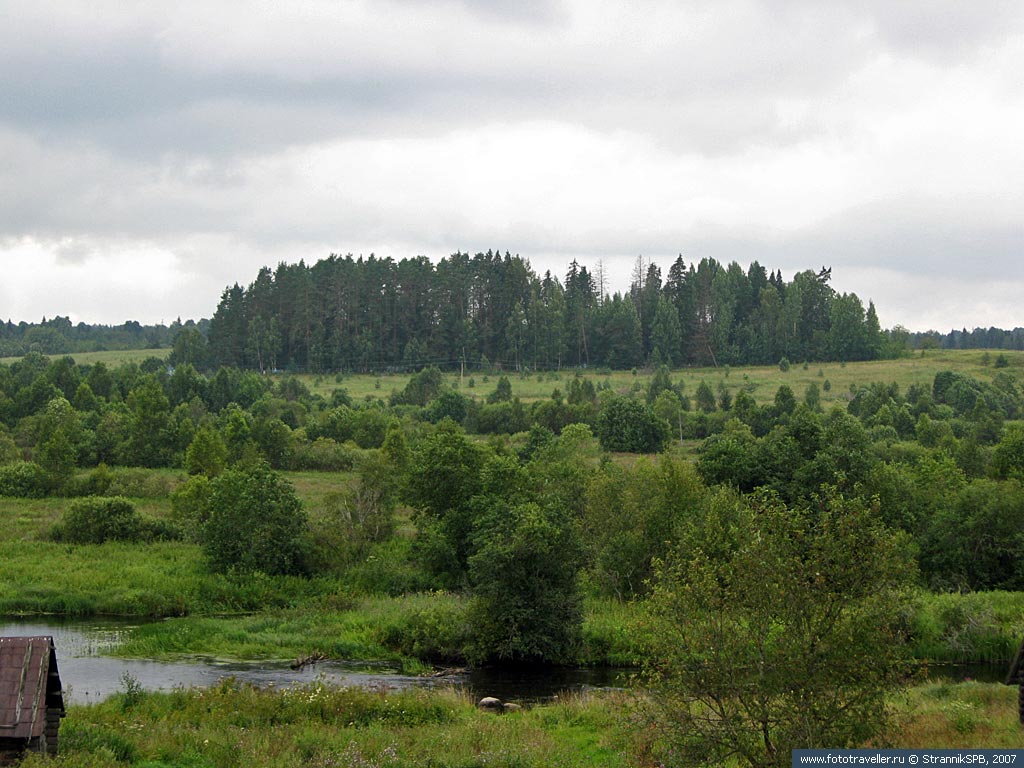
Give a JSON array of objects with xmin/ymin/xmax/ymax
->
[{"xmin": 300, "ymin": 348, "xmax": 1023, "ymax": 407}]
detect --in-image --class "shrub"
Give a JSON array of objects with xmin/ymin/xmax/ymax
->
[
  {"xmin": 645, "ymin": 492, "xmax": 913, "ymax": 765},
  {"xmin": 0, "ymin": 461, "xmax": 46, "ymax": 498},
  {"xmin": 170, "ymin": 474, "xmax": 213, "ymax": 542},
  {"xmin": 595, "ymin": 396, "xmax": 671, "ymax": 453},
  {"xmin": 53, "ymin": 496, "xmax": 179, "ymax": 544},
  {"xmin": 288, "ymin": 437, "xmax": 355, "ymax": 471},
  {"xmin": 185, "ymin": 425, "xmax": 228, "ymax": 477},
  {"xmin": 104, "ymin": 468, "xmax": 173, "ymax": 498},
  {"xmin": 376, "ymin": 593, "xmax": 472, "ymax": 662},
  {"xmin": 204, "ymin": 462, "xmax": 308, "ymax": 576}
]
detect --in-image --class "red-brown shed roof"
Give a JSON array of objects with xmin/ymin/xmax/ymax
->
[{"xmin": 0, "ymin": 636, "xmax": 64, "ymax": 741}]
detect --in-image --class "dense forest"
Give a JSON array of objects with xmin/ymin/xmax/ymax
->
[
  {"xmin": 0, "ymin": 317, "xmax": 205, "ymax": 358},
  {"xmin": 199, "ymin": 253, "xmax": 893, "ymax": 372},
  {"xmin": 3, "ymin": 253, "xmax": 1022, "ymax": 367}
]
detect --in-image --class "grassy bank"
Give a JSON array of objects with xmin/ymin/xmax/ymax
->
[
  {"xmin": 15, "ymin": 680, "xmax": 1024, "ymax": 768},
  {"xmin": 20, "ymin": 683, "xmax": 639, "ymax": 768},
  {"xmin": 104, "ymin": 594, "xmax": 644, "ymax": 672}
]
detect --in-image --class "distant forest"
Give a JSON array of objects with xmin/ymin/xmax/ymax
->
[
  {"xmin": 3, "ymin": 252, "xmax": 1022, "ymax": 368},
  {"xmin": 199, "ymin": 253, "xmax": 1024, "ymax": 372},
  {"xmin": 0, "ymin": 317, "xmax": 208, "ymax": 359}
]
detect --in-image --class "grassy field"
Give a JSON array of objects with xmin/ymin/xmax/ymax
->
[
  {"xmin": 0, "ymin": 347, "xmax": 167, "ymax": 367},
  {"xmin": 2, "ymin": 347, "xmax": 1021, "ymax": 409},
  {"xmin": 299, "ymin": 349, "xmax": 1024, "ymax": 407}
]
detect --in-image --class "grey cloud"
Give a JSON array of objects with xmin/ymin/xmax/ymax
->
[
  {"xmin": 861, "ymin": 0, "xmax": 1024, "ymax": 61},
  {"xmin": 391, "ymin": 0, "xmax": 568, "ymax": 25},
  {"xmin": 784, "ymin": 200, "xmax": 1024, "ymax": 280},
  {"xmin": 0, "ymin": 0, "xmax": 955, "ymax": 159}
]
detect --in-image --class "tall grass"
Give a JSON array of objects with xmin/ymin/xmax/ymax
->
[
  {"xmin": 908, "ymin": 590, "xmax": 1024, "ymax": 664},
  {"xmin": 18, "ymin": 682, "xmax": 639, "ymax": 768},
  {"xmin": 16, "ymin": 679, "xmax": 1023, "ymax": 767},
  {"xmin": 894, "ymin": 681, "xmax": 1024, "ymax": 748}
]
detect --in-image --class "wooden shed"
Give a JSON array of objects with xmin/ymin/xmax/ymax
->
[
  {"xmin": 0, "ymin": 637, "xmax": 65, "ymax": 763},
  {"xmin": 1005, "ymin": 637, "xmax": 1024, "ymax": 724}
]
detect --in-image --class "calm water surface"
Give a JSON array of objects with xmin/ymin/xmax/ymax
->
[{"xmin": 0, "ymin": 619, "xmax": 629, "ymax": 704}]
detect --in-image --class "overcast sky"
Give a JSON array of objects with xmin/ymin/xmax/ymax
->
[{"xmin": 1, "ymin": 0, "xmax": 1022, "ymax": 332}]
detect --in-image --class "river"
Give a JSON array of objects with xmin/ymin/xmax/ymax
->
[{"xmin": 0, "ymin": 618, "xmax": 630, "ymax": 705}]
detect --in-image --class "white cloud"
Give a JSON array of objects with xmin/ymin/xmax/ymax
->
[{"xmin": 0, "ymin": 238, "xmax": 187, "ymax": 324}]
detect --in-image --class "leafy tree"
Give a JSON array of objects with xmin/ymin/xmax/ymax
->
[
  {"xmin": 795, "ymin": 409, "xmax": 875, "ymax": 496},
  {"xmin": 219, "ymin": 403, "xmax": 257, "ymax": 464},
  {"xmin": 486, "ymin": 376, "xmax": 512, "ymax": 404},
  {"xmin": 919, "ymin": 479, "xmax": 1024, "ymax": 591},
  {"xmin": 185, "ymin": 425, "xmax": 229, "ymax": 477},
  {"xmin": 203, "ymin": 462, "xmax": 308, "ymax": 576},
  {"xmin": 169, "ymin": 326, "xmax": 209, "ymax": 369},
  {"xmin": 696, "ymin": 419, "xmax": 759, "ymax": 491},
  {"xmin": 126, "ymin": 375, "xmax": 172, "ymax": 467},
  {"xmin": 991, "ymin": 424, "xmax": 1024, "ymax": 480},
  {"xmin": 566, "ymin": 375, "xmax": 597, "ymax": 406},
  {"xmin": 646, "ymin": 365, "xmax": 676, "ymax": 404},
  {"xmin": 650, "ymin": 295, "xmax": 683, "ymax": 366},
  {"xmin": 694, "ymin": 380, "xmax": 716, "ymax": 413},
  {"xmin": 595, "ymin": 396, "xmax": 670, "ymax": 453},
  {"xmin": 772, "ymin": 384, "xmax": 796, "ymax": 420},
  {"xmin": 803, "ymin": 381, "xmax": 821, "ymax": 411},
  {"xmin": 381, "ymin": 422, "xmax": 411, "ymax": 473},
  {"xmin": 468, "ymin": 498, "xmax": 582, "ymax": 664},
  {"xmin": 405, "ymin": 420, "xmax": 487, "ymax": 583},
  {"xmin": 584, "ymin": 454, "xmax": 704, "ymax": 599},
  {"xmin": 652, "ymin": 390, "xmax": 683, "ymax": 441},
  {"xmin": 644, "ymin": 491, "xmax": 913, "ymax": 768},
  {"xmin": 425, "ymin": 390, "xmax": 469, "ymax": 424},
  {"xmin": 34, "ymin": 396, "xmax": 83, "ymax": 490},
  {"xmin": 391, "ymin": 366, "xmax": 445, "ymax": 407},
  {"xmin": 0, "ymin": 428, "xmax": 17, "ymax": 464}
]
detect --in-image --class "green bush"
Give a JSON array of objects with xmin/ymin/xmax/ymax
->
[
  {"xmin": 53, "ymin": 496, "xmax": 179, "ymax": 544},
  {"xmin": 595, "ymin": 396, "xmax": 670, "ymax": 453},
  {"xmin": 0, "ymin": 461, "xmax": 46, "ymax": 498},
  {"xmin": 376, "ymin": 593, "xmax": 472, "ymax": 662},
  {"xmin": 203, "ymin": 462, "xmax": 309, "ymax": 576},
  {"xmin": 170, "ymin": 474, "xmax": 213, "ymax": 542},
  {"xmin": 104, "ymin": 468, "xmax": 173, "ymax": 498},
  {"xmin": 288, "ymin": 437, "xmax": 355, "ymax": 471},
  {"xmin": 344, "ymin": 538, "xmax": 439, "ymax": 595}
]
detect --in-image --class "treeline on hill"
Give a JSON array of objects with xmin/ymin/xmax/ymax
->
[
  {"xmin": 0, "ymin": 317, "xmax": 207, "ymax": 358},
  {"xmin": 198, "ymin": 253, "xmax": 898, "ymax": 373}
]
